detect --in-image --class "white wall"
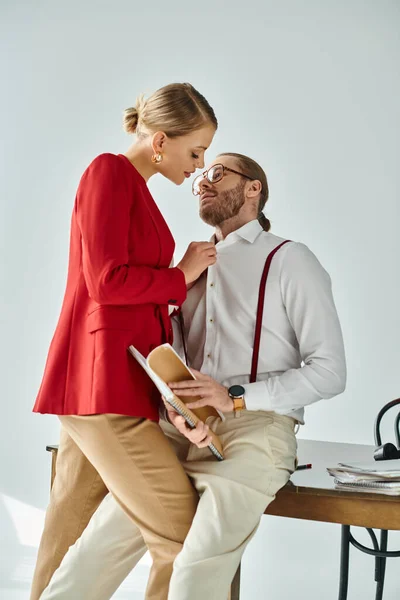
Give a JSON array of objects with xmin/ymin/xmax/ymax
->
[{"xmin": 1, "ymin": 1, "xmax": 399, "ymax": 598}]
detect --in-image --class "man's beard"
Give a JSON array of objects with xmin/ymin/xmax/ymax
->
[{"xmin": 199, "ymin": 180, "xmax": 246, "ymax": 226}]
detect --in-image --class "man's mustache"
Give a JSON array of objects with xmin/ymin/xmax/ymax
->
[{"xmin": 200, "ymin": 191, "xmax": 218, "ymax": 202}]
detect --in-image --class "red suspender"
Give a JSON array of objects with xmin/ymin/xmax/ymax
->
[
  {"xmin": 178, "ymin": 310, "xmax": 189, "ymax": 365},
  {"xmin": 250, "ymin": 240, "xmax": 291, "ymax": 383}
]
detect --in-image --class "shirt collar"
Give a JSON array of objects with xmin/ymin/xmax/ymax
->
[{"xmin": 210, "ymin": 219, "xmax": 264, "ymax": 245}]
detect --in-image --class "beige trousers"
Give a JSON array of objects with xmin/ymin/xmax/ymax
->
[
  {"xmin": 40, "ymin": 411, "xmax": 297, "ymax": 600},
  {"xmin": 31, "ymin": 415, "xmax": 198, "ymax": 600}
]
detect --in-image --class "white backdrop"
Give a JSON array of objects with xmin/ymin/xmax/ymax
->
[{"xmin": 1, "ymin": 1, "xmax": 399, "ymax": 598}]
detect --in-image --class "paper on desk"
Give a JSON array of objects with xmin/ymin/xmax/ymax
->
[
  {"xmin": 333, "ymin": 479, "xmax": 400, "ymax": 495},
  {"xmin": 328, "ymin": 469, "xmax": 400, "ymax": 483},
  {"xmin": 327, "ymin": 459, "xmax": 400, "ymax": 482},
  {"xmin": 339, "ymin": 460, "xmax": 400, "ymax": 475}
]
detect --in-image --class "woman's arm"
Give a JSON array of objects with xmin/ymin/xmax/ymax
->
[{"xmin": 77, "ymin": 154, "xmax": 186, "ymax": 306}]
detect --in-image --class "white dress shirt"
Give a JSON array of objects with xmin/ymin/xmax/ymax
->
[{"xmin": 172, "ymin": 219, "xmax": 346, "ymax": 425}]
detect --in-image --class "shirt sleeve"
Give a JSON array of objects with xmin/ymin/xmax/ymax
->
[
  {"xmin": 76, "ymin": 154, "xmax": 187, "ymax": 306},
  {"xmin": 243, "ymin": 242, "xmax": 346, "ymax": 414}
]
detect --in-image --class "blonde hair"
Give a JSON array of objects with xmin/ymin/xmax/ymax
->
[
  {"xmin": 217, "ymin": 152, "xmax": 271, "ymax": 231},
  {"xmin": 123, "ymin": 83, "xmax": 218, "ymax": 138}
]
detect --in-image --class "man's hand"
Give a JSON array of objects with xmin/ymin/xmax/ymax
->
[
  {"xmin": 168, "ymin": 369, "xmax": 234, "ymax": 413},
  {"xmin": 161, "ymin": 397, "xmax": 213, "ymax": 448}
]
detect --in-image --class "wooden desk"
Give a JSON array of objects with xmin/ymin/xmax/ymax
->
[
  {"xmin": 46, "ymin": 439, "xmax": 400, "ymax": 600},
  {"xmin": 231, "ymin": 439, "xmax": 400, "ymax": 600},
  {"xmin": 267, "ymin": 439, "xmax": 400, "ymax": 531}
]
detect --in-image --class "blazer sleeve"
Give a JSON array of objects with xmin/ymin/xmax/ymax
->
[{"xmin": 76, "ymin": 154, "xmax": 187, "ymax": 306}]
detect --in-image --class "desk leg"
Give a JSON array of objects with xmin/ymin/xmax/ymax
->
[
  {"xmin": 50, "ymin": 449, "xmax": 57, "ymax": 490},
  {"xmin": 338, "ymin": 525, "xmax": 350, "ymax": 600},
  {"xmin": 375, "ymin": 530, "xmax": 388, "ymax": 600},
  {"xmin": 230, "ymin": 563, "xmax": 241, "ymax": 600}
]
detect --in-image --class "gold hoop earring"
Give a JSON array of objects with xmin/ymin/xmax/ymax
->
[{"xmin": 151, "ymin": 153, "xmax": 163, "ymax": 164}]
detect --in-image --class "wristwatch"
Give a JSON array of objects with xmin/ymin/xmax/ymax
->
[{"xmin": 228, "ymin": 385, "xmax": 246, "ymax": 415}]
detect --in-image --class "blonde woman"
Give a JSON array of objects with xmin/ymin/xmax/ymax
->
[{"xmin": 31, "ymin": 83, "xmax": 217, "ymax": 600}]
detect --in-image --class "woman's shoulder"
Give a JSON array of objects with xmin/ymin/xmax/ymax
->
[
  {"xmin": 86, "ymin": 152, "xmax": 124, "ymax": 172},
  {"xmin": 78, "ymin": 153, "xmax": 133, "ymax": 188},
  {"xmin": 82, "ymin": 153, "xmax": 143, "ymax": 184}
]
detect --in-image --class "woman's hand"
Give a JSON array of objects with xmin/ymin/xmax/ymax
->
[
  {"xmin": 168, "ymin": 369, "xmax": 234, "ymax": 413},
  {"xmin": 176, "ymin": 242, "xmax": 216, "ymax": 285}
]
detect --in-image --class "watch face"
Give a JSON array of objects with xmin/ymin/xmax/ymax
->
[{"xmin": 229, "ymin": 385, "xmax": 245, "ymax": 398}]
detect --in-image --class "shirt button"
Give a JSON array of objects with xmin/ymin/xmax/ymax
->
[
  {"xmin": 207, "ymin": 353, "xmax": 211, "ymax": 358},
  {"xmin": 210, "ymin": 318, "xmax": 214, "ymax": 323},
  {"xmin": 210, "ymin": 283, "xmax": 214, "ymax": 287}
]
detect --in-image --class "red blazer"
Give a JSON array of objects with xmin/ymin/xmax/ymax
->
[{"xmin": 33, "ymin": 153, "xmax": 187, "ymax": 421}]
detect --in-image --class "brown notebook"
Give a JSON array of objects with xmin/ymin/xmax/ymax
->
[{"xmin": 128, "ymin": 343, "xmax": 224, "ymax": 461}]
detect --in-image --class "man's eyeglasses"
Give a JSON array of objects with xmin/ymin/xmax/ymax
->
[{"xmin": 192, "ymin": 163, "xmax": 254, "ymax": 196}]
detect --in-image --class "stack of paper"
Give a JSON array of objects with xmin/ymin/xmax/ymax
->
[{"xmin": 327, "ymin": 460, "xmax": 400, "ymax": 495}]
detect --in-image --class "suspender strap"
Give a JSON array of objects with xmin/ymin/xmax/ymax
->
[
  {"xmin": 177, "ymin": 310, "xmax": 189, "ymax": 366},
  {"xmin": 250, "ymin": 240, "xmax": 291, "ymax": 383}
]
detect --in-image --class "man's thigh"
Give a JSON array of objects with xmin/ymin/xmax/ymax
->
[
  {"xmin": 186, "ymin": 411, "xmax": 296, "ymax": 488},
  {"xmin": 178, "ymin": 411, "xmax": 297, "ymax": 556}
]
